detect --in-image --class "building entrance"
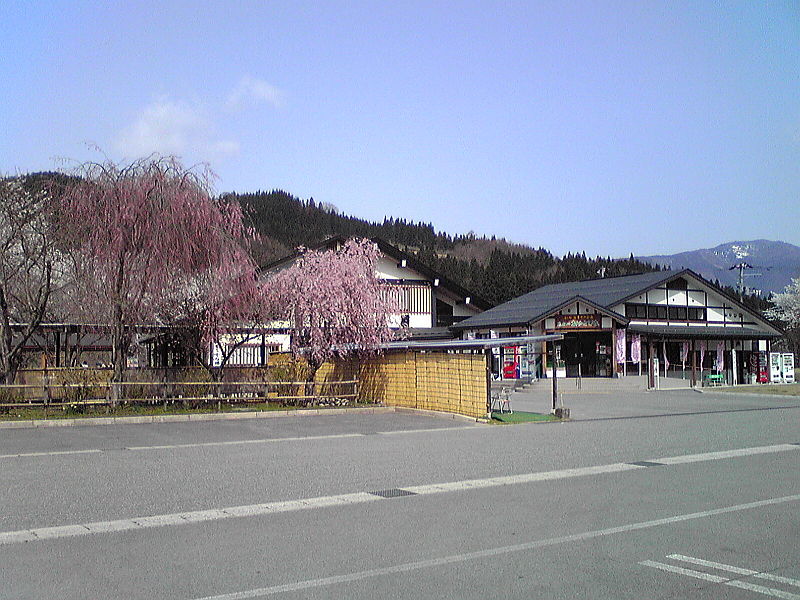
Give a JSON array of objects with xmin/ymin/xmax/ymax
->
[{"xmin": 561, "ymin": 332, "xmax": 613, "ymax": 377}]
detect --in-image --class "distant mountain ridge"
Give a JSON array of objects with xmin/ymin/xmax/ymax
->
[
  {"xmin": 233, "ymin": 189, "xmax": 660, "ymax": 306},
  {"xmin": 640, "ymin": 240, "xmax": 800, "ymax": 296}
]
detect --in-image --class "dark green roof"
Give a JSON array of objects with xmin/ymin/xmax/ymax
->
[
  {"xmin": 451, "ymin": 271, "xmax": 679, "ymax": 330},
  {"xmin": 628, "ymin": 324, "xmax": 781, "ymax": 339}
]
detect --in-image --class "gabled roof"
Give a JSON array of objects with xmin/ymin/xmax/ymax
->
[
  {"xmin": 260, "ymin": 235, "xmax": 492, "ymax": 310},
  {"xmin": 451, "ymin": 271, "xmax": 669, "ymax": 330},
  {"xmin": 451, "ymin": 269, "xmax": 780, "ymax": 335}
]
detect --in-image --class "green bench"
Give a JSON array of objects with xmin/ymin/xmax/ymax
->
[{"xmin": 705, "ymin": 373, "xmax": 725, "ymax": 387}]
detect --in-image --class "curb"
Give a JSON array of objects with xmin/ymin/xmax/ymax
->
[
  {"xmin": 694, "ymin": 388, "xmax": 800, "ymax": 400},
  {"xmin": 0, "ymin": 406, "xmax": 397, "ymax": 430},
  {"xmin": 0, "ymin": 406, "xmax": 487, "ymax": 430},
  {"xmin": 391, "ymin": 406, "xmax": 485, "ymax": 424},
  {"xmin": 491, "ymin": 417, "xmax": 569, "ymax": 426}
]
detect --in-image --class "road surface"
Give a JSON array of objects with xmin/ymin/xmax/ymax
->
[{"xmin": 1, "ymin": 391, "xmax": 798, "ymax": 599}]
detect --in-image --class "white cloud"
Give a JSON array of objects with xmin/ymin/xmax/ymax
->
[
  {"xmin": 115, "ymin": 99, "xmax": 240, "ymax": 159},
  {"xmin": 227, "ymin": 75, "xmax": 285, "ymax": 110}
]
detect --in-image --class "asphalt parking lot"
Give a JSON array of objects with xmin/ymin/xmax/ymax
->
[{"xmin": 1, "ymin": 390, "xmax": 798, "ymax": 599}]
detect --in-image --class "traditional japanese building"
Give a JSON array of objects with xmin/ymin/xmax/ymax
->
[
  {"xmin": 262, "ymin": 236, "xmax": 490, "ymax": 334},
  {"xmin": 451, "ymin": 269, "xmax": 782, "ymax": 385}
]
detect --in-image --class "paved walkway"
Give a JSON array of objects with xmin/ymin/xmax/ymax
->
[{"xmin": 506, "ymin": 378, "xmax": 800, "ymax": 421}]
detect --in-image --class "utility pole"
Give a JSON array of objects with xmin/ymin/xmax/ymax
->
[{"xmin": 729, "ymin": 262, "xmax": 765, "ymax": 301}]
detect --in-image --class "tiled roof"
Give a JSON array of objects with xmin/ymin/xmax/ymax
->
[{"xmin": 451, "ymin": 271, "xmax": 675, "ymax": 330}]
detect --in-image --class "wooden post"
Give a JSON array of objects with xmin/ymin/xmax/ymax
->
[
  {"xmin": 552, "ymin": 342, "xmax": 559, "ymax": 411},
  {"xmin": 484, "ymin": 349, "xmax": 493, "ymax": 416},
  {"xmin": 54, "ymin": 331, "xmax": 61, "ymax": 368},
  {"xmin": 691, "ymin": 338, "xmax": 697, "ymax": 387},
  {"xmin": 611, "ymin": 322, "xmax": 617, "ymax": 379}
]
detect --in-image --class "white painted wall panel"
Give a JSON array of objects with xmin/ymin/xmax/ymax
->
[
  {"xmin": 687, "ymin": 291, "xmax": 704, "ymax": 306},
  {"xmin": 668, "ymin": 290, "xmax": 687, "ymax": 304}
]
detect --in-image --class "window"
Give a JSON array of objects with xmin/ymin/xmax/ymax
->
[
  {"xmin": 227, "ymin": 345, "xmax": 262, "ymax": 366},
  {"xmin": 627, "ymin": 303, "xmax": 699, "ymax": 321},
  {"xmin": 384, "ymin": 284, "xmax": 432, "ymax": 314},
  {"xmin": 688, "ymin": 307, "xmax": 706, "ymax": 321},
  {"xmin": 667, "ymin": 277, "xmax": 688, "ymax": 290},
  {"xmin": 668, "ymin": 306, "xmax": 688, "ymax": 320},
  {"xmin": 625, "ymin": 303, "xmax": 647, "ymax": 319},
  {"xmin": 647, "ymin": 305, "xmax": 667, "ymax": 320}
]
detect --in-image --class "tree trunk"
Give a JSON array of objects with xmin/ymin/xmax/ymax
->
[
  {"xmin": 0, "ymin": 287, "xmax": 18, "ymax": 386},
  {"xmin": 0, "ymin": 327, "xmax": 15, "ymax": 385},
  {"xmin": 110, "ymin": 309, "xmax": 129, "ymax": 404},
  {"xmin": 305, "ymin": 360, "xmax": 320, "ymax": 406}
]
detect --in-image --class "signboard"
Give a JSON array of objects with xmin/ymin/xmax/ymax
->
[
  {"xmin": 555, "ymin": 314, "xmax": 601, "ymax": 329},
  {"xmin": 770, "ymin": 352, "xmax": 782, "ymax": 383},
  {"xmin": 782, "ymin": 353, "xmax": 795, "ymax": 384}
]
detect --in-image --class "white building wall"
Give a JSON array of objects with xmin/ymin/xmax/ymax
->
[
  {"xmin": 376, "ymin": 256, "xmax": 416, "ymax": 280},
  {"xmin": 375, "ymin": 254, "xmax": 481, "ymax": 325},
  {"xmin": 668, "ymin": 290, "xmax": 687, "ymax": 305},
  {"xmin": 688, "ymin": 290, "xmax": 704, "ymax": 306},
  {"xmin": 265, "ymin": 333, "xmax": 291, "ymax": 351},
  {"xmin": 408, "ymin": 313, "xmax": 433, "ymax": 328}
]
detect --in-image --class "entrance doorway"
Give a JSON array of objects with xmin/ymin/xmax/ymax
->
[{"xmin": 562, "ymin": 332, "xmax": 613, "ymax": 377}]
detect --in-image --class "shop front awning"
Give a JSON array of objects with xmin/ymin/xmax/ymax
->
[
  {"xmin": 627, "ymin": 324, "xmax": 780, "ymax": 339},
  {"xmin": 379, "ymin": 333, "xmax": 564, "ymax": 351}
]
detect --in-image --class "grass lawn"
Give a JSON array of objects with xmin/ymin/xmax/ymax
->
[
  {"xmin": 491, "ymin": 410, "xmax": 560, "ymax": 424},
  {"xmin": 720, "ymin": 383, "xmax": 800, "ymax": 396},
  {"xmin": 0, "ymin": 401, "xmax": 379, "ymax": 421}
]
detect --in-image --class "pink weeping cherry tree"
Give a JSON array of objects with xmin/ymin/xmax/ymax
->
[
  {"xmin": 162, "ymin": 258, "xmax": 270, "ymax": 381},
  {"xmin": 58, "ymin": 156, "xmax": 262, "ymax": 387},
  {"xmin": 267, "ymin": 238, "xmax": 399, "ymax": 400}
]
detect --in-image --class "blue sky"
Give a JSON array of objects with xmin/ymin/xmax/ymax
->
[{"xmin": 1, "ymin": 1, "xmax": 798, "ymax": 257}]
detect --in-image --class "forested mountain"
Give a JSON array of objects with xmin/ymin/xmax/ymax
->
[
  {"xmin": 233, "ymin": 189, "xmax": 662, "ymax": 306},
  {"xmin": 7, "ymin": 176, "xmax": 773, "ymax": 314}
]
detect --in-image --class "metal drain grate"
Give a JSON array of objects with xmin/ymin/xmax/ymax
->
[
  {"xmin": 628, "ymin": 460, "xmax": 665, "ymax": 467},
  {"xmin": 369, "ymin": 488, "xmax": 417, "ymax": 498}
]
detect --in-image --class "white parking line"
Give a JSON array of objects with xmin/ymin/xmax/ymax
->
[
  {"xmin": 0, "ymin": 442, "xmax": 796, "ymax": 545},
  {"xmin": 192, "ymin": 495, "xmax": 800, "ymax": 600},
  {"xmin": 640, "ymin": 560, "xmax": 726, "ymax": 582},
  {"xmin": 124, "ymin": 426, "xmax": 477, "ymax": 450},
  {"xmin": 0, "ymin": 426, "xmax": 477, "ymax": 459},
  {"xmin": 641, "ymin": 560, "xmax": 800, "ymax": 600},
  {"xmin": 125, "ymin": 433, "xmax": 364, "ymax": 451},
  {"xmin": 377, "ymin": 426, "xmax": 480, "ymax": 435},
  {"xmin": 0, "ymin": 449, "xmax": 102, "ymax": 459},
  {"xmin": 668, "ymin": 554, "xmax": 800, "ymax": 588},
  {"xmin": 403, "ymin": 462, "xmax": 637, "ymax": 495},
  {"xmin": 654, "ymin": 444, "xmax": 799, "ymax": 465}
]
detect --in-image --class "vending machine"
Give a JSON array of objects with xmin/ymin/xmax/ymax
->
[
  {"xmin": 782, "ymin": 353, "xmax": 795, "ymax": 384},
  {"xmin": 502, "ymin": 346, "xmax": 520, "ymax": 379},
  {"xmin": 757, "ymin": 351, "xmax": 769, "ymax": 383},
  {"xmin": 770, "ymin": 352, "xmax": 783, "ymax": 383}
]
